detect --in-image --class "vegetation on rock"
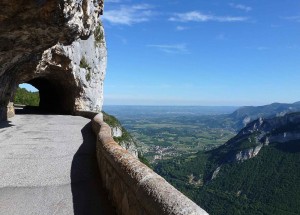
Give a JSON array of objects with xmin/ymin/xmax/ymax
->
[
  {"xmin": 85, "ymin": 70, "xmax": 91, "ymax": 82},
  {"xmin": 94, "ymin": 21, "xmax": 104, "ymax": 46},
  {"xmin": 103, "ymin": 111, "xmax": 151, "ymax": 166},
  {"xmin": 79, "ymin": 57, "xmax": 92, "ymax": 81},
  {"xmin": 103, "ymin": 111, "xmax": 121, "ymax": 127},
  {"xmin": 103, "ymin": 111, "xmax": 135, "ymax": 143}
]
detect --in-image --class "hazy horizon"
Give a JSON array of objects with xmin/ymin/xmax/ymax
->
[{"xmin": 19, "ymin": 83, "xmax": 299, "ymax": 107}]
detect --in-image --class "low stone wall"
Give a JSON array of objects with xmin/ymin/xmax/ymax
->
[
  {"xmin": 7, "ymin": 102, "xmax": 15, "ymax": 118},
  {"xmin": 92, "ymin": 113, "xmax": 208, "ymax": 215},
  {"xmin": 74, "ymin": 110, "xmax": 99, "ymax": 119}
]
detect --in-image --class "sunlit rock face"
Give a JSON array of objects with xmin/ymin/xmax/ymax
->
[
  {"xmin": 0, "ymin": 0, "xmax": 106, "ymax": 120},
  {"xmin": 228, "ymin": 113, "xmax": 300, "ymax": 163},
  {"xmin": 111, "ymin": 124, "xmax": 139, "ymax": 158}
]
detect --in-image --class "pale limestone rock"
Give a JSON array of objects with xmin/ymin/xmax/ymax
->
[
  {"xmin": 243, "ymin": 116, "xmax": 251, "ymax": 126},
  {"xmin": 211, "ymin": 166, "xmax": 221, "ymax": 180},
  {"xmin": 110, "ymin": 124, "xmax": 138, "ymax": 158},
  {"xmin": 231, "ymin": 113, "xmax": 300, "ymax": 163},
  {"xmin": 235, "ymin": 144, "xmax": 263, "ymax": 162},
  {"xmin": 119, "ymin": 141, "xmax": 139, "ymax": 158},
  {"xmin": 112, "ymin": 127, "xmax": 123, "ymax": 137},
  {"xmin": 0, "ymin": 0, "xmax": 105, "ymax": 120},
  {"xmin": 36, "ymin": 25, "xmax": 107, "ymax": 112},
  {"xmin": 7, "ymin": 102, "xmax": 15, "ymax": 118}
]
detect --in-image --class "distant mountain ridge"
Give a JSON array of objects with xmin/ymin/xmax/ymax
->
[{"xmin": 229, "ymin": 101, "xmax": 300, "ymax": 129}]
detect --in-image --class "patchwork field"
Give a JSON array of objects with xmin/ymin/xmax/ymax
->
[{"xmin": 103, "ymin": 106, "xmax": 237, "ymax": 162}]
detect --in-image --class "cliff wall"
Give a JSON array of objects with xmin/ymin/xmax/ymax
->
[{"xmin": 0, "ymin": 0, "xmax": 106, "ymax": 120}]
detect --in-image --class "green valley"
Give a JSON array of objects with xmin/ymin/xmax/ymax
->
[
  {"xmin": 104, "ymin": 106, "xmax": 238, "ymax": 162},
  {"xmin": 105, "ymin": 103, "xmax": 300, "ymax": 214}
]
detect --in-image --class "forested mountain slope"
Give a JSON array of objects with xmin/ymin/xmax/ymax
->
[{"xmin": 155, "ymin": 112, "xmax": 300, "ymax": 215}]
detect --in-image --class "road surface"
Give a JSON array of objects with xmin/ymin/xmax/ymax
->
[{"xmin": 0, "ymin": 113, "xmax": 115, "ymax": 215}]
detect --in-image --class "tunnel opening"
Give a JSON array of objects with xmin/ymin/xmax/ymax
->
[
  {"xmin": 14, "ymin": 84, "xmax": 40, "ymax": 107},
  {"xmin": 28, "ymin": 76, "xmax": 79, "ymax": 114},
  {"xmin": 13, "ymin": 72, "xmax": 81, "ymax": 116}
]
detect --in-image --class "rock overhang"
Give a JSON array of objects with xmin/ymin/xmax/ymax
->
[{"xmin": 0, "ymin": 0, "xmax": 106, "ymax": 120}]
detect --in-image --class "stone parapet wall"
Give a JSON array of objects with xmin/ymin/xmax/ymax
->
[
  {"xmin": 92, "ymin": 113, "xmax": 208, "ymax": 215},
  {"xmin": 75, "ymin": 110, "xmax": 99, "ymax": 120},
  {"xmin": 7, "ymin": 102, "xmax": 15, "ymax": 118}
]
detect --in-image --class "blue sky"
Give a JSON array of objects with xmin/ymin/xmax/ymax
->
[
  {"xmin": 101, "ymin": 0, "xmax": 300, "ymax": 106},
  {"xmin": 22, "ymin": 0, "xmax": 300, "ymax": 106}
]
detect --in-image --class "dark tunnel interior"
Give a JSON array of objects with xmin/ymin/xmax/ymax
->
[{"xmin": 21, "ymin": 76, "xmax": 79, "ymax": 114}]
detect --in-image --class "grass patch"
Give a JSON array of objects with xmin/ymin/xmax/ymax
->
[
  {"xmin": 80, "ymin": 57, "xmax": 90, "ymax": 70},
  {"xmin": 94, "ymin": 22, "xmax": 104, "ymax": 46},
  {"xmin": 85, "ymin": 70, "xmax": 91, "ymax": 81},
  {"xmin": 80, "ymin": 57, "xmax": 92, "ymax": 81},
  {"xmin": 102, "ymin": 111, "xmax": 120, "ymax": 127}
]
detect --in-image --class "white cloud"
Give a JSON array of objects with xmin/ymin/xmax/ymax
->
[
  {"xmin": 169, "ymin": 11, "xmax": 248, "ymax": 23},
  {"xmin": 283, "ymin": 16, "xmax": 300, "ymax": 22},
  {"xmin": 176, "ymin": 26, "xmax": 188, "ymax": 31},
  {"xmin": 147, "ymin": 44, "xmax": 189, "ymax": 54},
  {"xmin": 169, "ymin": 11, "xmax": 210, "ymax": 22},
  {"xmin": 229, "ymin": 3, "xmax": 252, "ymax": 12},
  {"xmin": 102, "ymin": 4, "xmax": 153, "ymax": 25}
]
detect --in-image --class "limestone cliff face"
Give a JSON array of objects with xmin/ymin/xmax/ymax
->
[
  {"xmin": 210, "ymin": 112, "xmax": 300, "ymax": 181},
  {"xmin": 111, "ymin": 124, "xmax": 139, "ymax": 158},
  {"xmin": 0, "ymin": 0, "xmax": 106, "ymax": 120},
  {"xmin": 225, "ymin": 113, "xmax": 300, "ymax": 163},
  {"xmin": 36, "ymin": 24, "xmax": 107, "ymax": 112},
  {"xmin": 103, "ymin": 112, "xmax": 139, "ymax": 158}
]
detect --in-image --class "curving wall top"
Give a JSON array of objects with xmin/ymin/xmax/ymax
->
[{"xmin": 92, "ymin": 113, "xmax": 209, "ymax": 215}]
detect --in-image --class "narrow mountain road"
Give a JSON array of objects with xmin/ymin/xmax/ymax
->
[{"xmin": 0, "ymin": 113, "xmax": 115, "ymax": 215}]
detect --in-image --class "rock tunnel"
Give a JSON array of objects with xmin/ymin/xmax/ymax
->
[
  {"xmin": 20, "ymin": 75, "xmax": 80, "ymax": 114},
  {"xmin": 0, "ymin": 0, "xmax": 106, "ymax": 121}
]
